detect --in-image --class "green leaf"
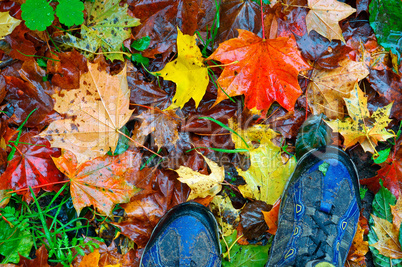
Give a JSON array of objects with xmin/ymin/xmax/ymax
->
[
  {"xmin": 0, "ymin": 208, "xmax": 33, "ymax": 264},
  {"xmin": 369, "ymin": 0, "xmax": 402, "ymax": 64},
  {"xmin": 368, "ymin": 183, "xmax": 402, "ymax": 267},
  {"xmin": 21, "ymin": 0, "xmax": 55, "ymax": 31},
  {"xmin": 318, "ymin": 161, "xmax": 330, "ymax": 176},
  {"xmin": 107, "ymin": 126, "xmax": 130, "ymax": 156},
  {"xmin": 360, "ymin": 187, "xmax": 368, "ymax": 200},
  {"xmin": 56, "ymin": 0, "xmax": 84, "ymax": 27},
  {"xmin": 295, "ymin": 114, "xmax": 331, "ymax": 160},
  {"xmin": 131, "ymin": 53, "xmax": 149, "ymax": 66},
  {"xmin": 59, "ymin": 0, "xmax": 140, "ymax": 62},
  {"xmin": 372, "ymin": 180, "xmax": 396, "ymax": 222},
  {"xmin": 131, "ymin": 36, "xmax": 151, "ymax": 51},
  {"xmin": 221, "ymin": 230, "xmax": 270, "ymax": 267},
  {"xmin": 373, "ymin": 147, "xmax": 391, "ymax": 164}
]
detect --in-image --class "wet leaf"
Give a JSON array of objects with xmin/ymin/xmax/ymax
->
[
  {"xmin": 56, "ymin": 0, "xmax": 84, "ymax": 27},
  {"xmin": 221, "ymin": 230, "xmax": 270, "ymax": 267},
  {"xmin": 371, "ymin": 215, "xmax": 402, "ymax": 259},
  {"xmin": 229, "ymin": 121, "xmax": 296, "ymax": 205},
  {"xmin": 240, "ymin": 201, "xmax": 270, "ymax": 240},
  {"xmin": 52, "ymin": 150, "xmax": 140, "ymax": 216},
  {"xmin": 295, "ymin": 114, "xmax": 331, "ymax": 160},
  {"xmin": 5, "ymin": 24, "xmax": 36, "ymax": 61},
  {"xmin": 0, "ymin": 131, "xmax": 64, "ymax": 201},
  {"xmin": 306, "ymin": 59, "xmax": 369, "ymax": 119},
  {"xmin": 18, "ymin": 245, "xmax": 50, "ymax": 267},
  {"xmin": 60, "ymin": 0, "xmax": 140, "ymax": 62},
  {"xmin": 153, "ymin": 28, "xmax": 209, "ymax": 109},
  {"xmin": 207, "ymin": 30, "xmax": 310, "ymax": 111},
  {"xmin": 306, "ymin": 0, "xmax": 356, "ymax": 42},
  {"xmin": 39, "ymin": 62, "xmax": 133, "ymax": 164},
  {"xmin": 326, "ymin": 83, "xmax": 394, "ymax": 154},
  {"xmin": 175, "ymin": 153, "xmax": 224, "ymax": 200},
  {"xmin": 262, "ymin": 200, "xmax": 280, "ymax": 235},
  {"xmin": 0, "ymin": 11, "xmax": 21, "ymax": 39},
  {"xmin": 346, "ymin": 222, "xmax": 369, "ymax": 266},
  {"xmin": 210, "ymin": 194, "xmax": 240, "ymax": 237},
  {"xmin": 369, "ymin": 0, "xmax": 402, "ymax": 64},
  {"xmin": 133, "ymin": 108, "xmax": 180, "ymax": 149},
  {"xmin": 21, "ymin": 0, "xmax": 54, "ymax": 31}
]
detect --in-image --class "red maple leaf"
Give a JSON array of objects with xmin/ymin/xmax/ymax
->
[
  {"xmin": 0, "ymin": 131, "xmax": 65, "ymax": 201},
  {"xmin": 207, "ymin": 29, "xmax": 310, "ymax": 111}
]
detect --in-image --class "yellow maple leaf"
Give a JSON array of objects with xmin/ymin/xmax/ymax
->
[
  {"xmin": 153, "ymin": 28, "xmax": 209, "ymax": 109},
  {"xmin": 326, "ymin": 82, "xmax": 394, "ymax": 154},
  {"xmin": 0, "ymin": 11, "xmax": 21, "ymax": 40},
  {"xmin": 306, "ymin": 0, "xmax": 356, "ymax": 42},
  {"xmin": 39, "ymin": 62, "xmax": 133, "ymax": 164},
  {"xmin": 306, "ymin": 59, "xmax": 369, "ymax": 119},
  {"xmin": 175, "ymin": 154, "xmax": 224, "ymax": 200},
  {"xmin": 229, "ymin": 120, "xmax": 296, "ymax": 205},
  {"xmin": 371, "ymin": 215, "xmax": 402, "ymax": 259}
]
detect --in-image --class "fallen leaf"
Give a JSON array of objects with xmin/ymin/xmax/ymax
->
[
  {"xmin": 306, "ymin": 0, "xmax": 356, "ymax": 42},
  {"xmin": 39, "ymin": 61, "xmax": 133, "ymax": 164},
  {"xmin": 391, "ymin": 197, "xmax": 402, "ymax": 230},
  {"xmin": 4, "ymin": 23, "xmax": 36, "ymax": 61},
  {"xmin": 326, "ymin": 83, "xmax": 394, "ymax": 153},
  {"xmin": 0, "ymin": 131, "xmax": 64, "ymax": 201},
  {"xmin": 18, "ymin": 245, "xmax": 50, "ymax": 267},
  {"xmin": 306, "ymin": 59, "xmax": 369, "ymax": 119},
  {"xmin": 133, "ymin": 108, "xmax": 180, "ymax": 149},
  {"xmin": 78, "ymin": 249, "xmax": 100, "ymax": 267},
  {"xmin": 210, "ymin": 194, "xmax": 240, "ymax": 237},
  {"xmin": 207, "ymin": 30, "xmax": 310, "ymax": 111},
  {"xmin": 371, "ymin": 215, "xmax": 402, "ymax": 259},
  {"xmin": 5, "ymin": 60, "xmax": 55, "ymax": 127},
  {"xmin": 262, "ymin": 199, "xmax": 280, "ymax": 235},
  {"xmin": 60, "ymin": 0, "xmax": 140, "ymax": 62},
  {"xmin": 0, "ymin": 11, "xmax": 21, "ymax": 39},
  {"xmin": 153, "ymin": 28, "xmax": 209, "ymax": 109},
  {"xmin": 346, "ymin": 222, "xmax": 369, "ymax": 266},
  {"xmin": 47, "ymin": 50, "xmax": 88, "ymax": 89},
  {"xmin": 369, "ymin": 0, "xmax": 402, "ymax": 64},
  {"xmin": 240, "ymin": 200, "xmax": 270, "ymax": 240},
  {"xmin": 113, "ymin": 168, "xmax": 189, "ymax": 247},
  {"xmin": 229, "ymin": 121, "xmax": 296, "ymax": 205},
  {"xmin": 128, "ymin": 0, "xmax": 201, "ymax": 58},
  {"xmin": 52, "ymin": 150, "xmax": 140, "ymax": 216},
  {"xmin": 175, "ymin": 153, "xmax": 224, "ymax": 200},
  {"xmin": 215, "ymin": 0, "xmax": 262, "ymax": 45}
]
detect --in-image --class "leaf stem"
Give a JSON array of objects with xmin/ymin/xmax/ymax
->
[
  {"xmin": 260, "ymin": 0, "xmax": 265, "ymax": 40},
  {"xmin": 116, "ymin": 129, "xmax": 163, "ymax": 158},
  {"xmin": 206, "ymin": 60, "xmax": 239, "ymax": 69}
]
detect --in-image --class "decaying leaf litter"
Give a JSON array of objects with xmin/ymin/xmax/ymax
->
[{"xmin": 0, "ymin": 0, "xmax": 400, "ymax": 266}]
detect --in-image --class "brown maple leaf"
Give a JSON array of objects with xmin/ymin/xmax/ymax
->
[
  {"xmin": 207, "ymin": 29, "xmax": 310, "ymax": 111},
  {"xmin": 371, "ymin": 215, "xmax": 402, "ymax": 259}
]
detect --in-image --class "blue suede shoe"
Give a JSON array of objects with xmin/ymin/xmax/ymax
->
[
  {"xmin": 267, "ymin": 146, "xmax": 361, "ymax": 267},
  {"xmin": 140, "ymin": 202, "xmax": 221, "ymax": 267}
]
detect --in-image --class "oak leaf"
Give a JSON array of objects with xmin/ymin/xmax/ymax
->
[
  {"xmin": 306, "ymin": 59, "xmax": 369, "ymax": 119},
  {"xmin": 153, "ymin": 28, "xmax": 209, "ymax": 109},
  {"xmin": 39, "ymin": 62, "xmax": 133, "ymax": 165},
  {"xmin": 207, "ymin": 29, "xmax": 310, "ymax": 111},
  {"xmin": 306, "ymin": 0, "xmax": 356, "ymax": 42},
  {"xmin": 371, "ymin": 215, "xmax": 402, "ymax": 259},
  {"xmin": 326, "ymin": 83, "xmax": 394, "ymax": 154},
  {"xmin": 175, "ymin": 153, "xmax": 224, "ymax": 200},
  {"xmin": 229, "ymin": 120, "xmax": 296, "ymax": 205},
  {"xmin": 52, "ymin": 150, "xmax": 140, "ymax": 216},
  {"xmin": 0, "ymin": 11, "xmax": 21, "ymax": 39}
]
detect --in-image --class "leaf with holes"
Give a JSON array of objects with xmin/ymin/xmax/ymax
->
[
  {"xmin": 52, "ymin": 150, "xmax": 140, "ymax": 216},
  {"xmin": 326, "ymin": 83, "xmax": 394, "ymax": 153},
  {"xmin": 59, "ymin": 0, "xmax": 140, "ymax": 61},
  {"xmin": 39, "ymin": 61, "xmax": 133, "ymax": 165}
]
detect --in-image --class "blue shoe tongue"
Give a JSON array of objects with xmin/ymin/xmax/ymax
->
[{"xmin": 308, "ymin": 159, "xmax": 352, "ymax": 214}]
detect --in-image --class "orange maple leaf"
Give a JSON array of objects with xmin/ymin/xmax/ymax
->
[{"xmin": 207, "ymin": 29, "xmax": 310, "ymax": 111}]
